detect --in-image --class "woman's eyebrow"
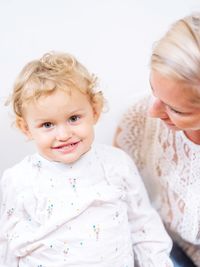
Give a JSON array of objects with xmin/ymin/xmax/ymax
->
[
  {"xmin": 149, "ymin": 80, "xmax": 155, "ymax": 93},
  {"xmin": 148, "ymin": 79, "xmax": 184, "ymax": 112}
]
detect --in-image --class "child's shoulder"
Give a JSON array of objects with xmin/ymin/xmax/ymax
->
[
  {"xmin": 94, "ymin": 144, "xmax": 138, "ymax": 186},
  {"xmin": 1, "ymin": 154, "xmax": 37, "ymax": 185},
  {"xmin": 3, "ymin": 154, "xmax": 33, "ymax": 172},
  {"xmin": 95, "ymin": 143, "xmax": 131, "ymax": 163}
]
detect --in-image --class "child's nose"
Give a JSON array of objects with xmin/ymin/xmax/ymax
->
[
  {"xmin": 148, "ymin": 96, "xmax": 167, "ymax": 119},
  {"xmin": 56, "ymin": 125, "xmax": 72, "ymax": 141}
]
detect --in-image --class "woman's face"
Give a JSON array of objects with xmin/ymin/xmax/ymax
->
[{"xmin": 148, "ymin": 71, "xmax": 200, "ymax": 131}]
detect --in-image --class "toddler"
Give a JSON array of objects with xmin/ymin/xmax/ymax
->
[{"xmin": 0, "ymin": 52, "xmax": 173, "ymax": 267}]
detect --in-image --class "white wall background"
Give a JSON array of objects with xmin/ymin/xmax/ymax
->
[{"xmin": 0, "ymin": 0, "xmax": 199, "ymax": 175}]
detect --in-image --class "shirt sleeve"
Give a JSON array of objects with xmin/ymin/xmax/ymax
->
[
  {"xmin": 0, "ymin": 171, "xmax": 20, "ymax": 267},
  {"xmin": 121, "ymin": 152, "xmax": 173, "ymax": 267}
]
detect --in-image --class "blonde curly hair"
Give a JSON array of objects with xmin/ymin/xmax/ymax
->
[{"xmin": 9, "ymin": 51, "xmax": 104, "ymax": 122}]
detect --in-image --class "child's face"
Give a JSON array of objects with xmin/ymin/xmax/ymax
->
[{"xmin": 20, "ymin": 89, "xmax": 99, "ymax": 164}]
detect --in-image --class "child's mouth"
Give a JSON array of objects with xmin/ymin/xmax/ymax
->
[{"xmin": 52, "ymin": 141, "xmax": 80, "ymax": 153}]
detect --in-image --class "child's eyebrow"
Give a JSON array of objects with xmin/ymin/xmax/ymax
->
[
  {"xmin": 34, "ymin": 118, "xmax": 52, "ymax": 123},
  {"xmin": 34, "ymin": 108, "xmax": 86, "ymax": 122},
  {"xmin": 68, "ymin": 108, "xmax": 85, "ymax": 114}
]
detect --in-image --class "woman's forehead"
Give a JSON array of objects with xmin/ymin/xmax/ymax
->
[{"xmin": 150, "ymin": 71, "xmax": 200, "ymax": 109}]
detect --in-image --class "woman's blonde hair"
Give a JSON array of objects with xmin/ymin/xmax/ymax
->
[
  {"xmin": 151, "ymin": 13, "xmax": 200, "ymax": 88},
  {"xmin": 10, "ymin": 51, "xmax": 104, "ymax": 119}
]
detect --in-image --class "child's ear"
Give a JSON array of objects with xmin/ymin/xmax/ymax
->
[
  {"xmin": 92, "ymin": 92, "xmax": 104, "ymax": 123},
  {"xmin": 16, "ymin": 116, "xmax": 32, "ymax": 139},
  {"xmin": 92, "ymin": 100, "xmax": 103, "ymax": 124}
]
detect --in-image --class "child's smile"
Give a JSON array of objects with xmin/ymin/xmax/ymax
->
[{"xmin": 51, "ymin": 140, "xmax": 81, "ymax": 154}]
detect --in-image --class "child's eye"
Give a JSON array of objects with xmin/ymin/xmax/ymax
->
[
  {"xmin": 68, "ymin": 115, "xmax": 81, "ymax": 123},
  {"xmin": 42, "ymin": 122, "xmax": 54, "ymax": 128}
]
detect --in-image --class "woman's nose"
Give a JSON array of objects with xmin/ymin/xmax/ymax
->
[
  {"xmin": 56, "ymin": 125, "xmax": 72, "ymax": 141},
  {"xmin": 148, "ymin": 96, "xmax": 167, "ymax": 119}
]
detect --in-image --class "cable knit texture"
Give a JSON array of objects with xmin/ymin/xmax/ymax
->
[{"xmin": 116, "ymin": 96, "xmax": 200, "ymax": 266}]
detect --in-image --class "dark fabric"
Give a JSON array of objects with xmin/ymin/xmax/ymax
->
[{"xmin": 171, "ymin": 243, "xmax": 197, "ymax": 267}]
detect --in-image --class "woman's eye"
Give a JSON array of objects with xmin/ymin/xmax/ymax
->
[
  {"xmin": 169, "ymin": 107, "xmax": 183, "ymax": 115},
  {"xmin": 68, "ymin": 115, "xmax": 80, "ymax": 123},
  {"xmin": 42, "ymin": 122, "xmax": 53, "ymax": 128}
]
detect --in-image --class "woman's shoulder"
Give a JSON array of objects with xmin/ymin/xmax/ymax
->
[
  {"xmin": 123, "ymin": 95, "xmax": 151, "ymax": 118},
  {"xmin": 116, "ymin": 95, "xmax": 155, "ymax": 136},
  {"xmin": 114, "ymin": 95, "xmax": 158, "ymax": 161}
]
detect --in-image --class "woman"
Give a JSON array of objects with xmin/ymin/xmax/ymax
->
[{"xmin": 114, "ymin": 13, "xmax": 200, "ymax": 267}]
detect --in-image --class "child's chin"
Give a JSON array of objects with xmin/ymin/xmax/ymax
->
[{"xmin": 53, "ymin": 154, "xmax": 81, "ymax": 164}]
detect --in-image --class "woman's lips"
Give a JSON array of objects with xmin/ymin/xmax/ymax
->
[{"xmin": 161, "ymin": 119, "xmax": 175, "ymax": 127}]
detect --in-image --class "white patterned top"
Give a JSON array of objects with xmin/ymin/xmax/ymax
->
[
  {"xmin": 115, "ymin": 96, "xmax": 200, "ymax": 266},
  {"xmin": 0, "ymin": 144, "xmax": 172, "ymax": 267}
]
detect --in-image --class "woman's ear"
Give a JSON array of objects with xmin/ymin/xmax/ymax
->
[{"xmin": 16, "ymin": 116, "xmax": 32, "ymax": 140}]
